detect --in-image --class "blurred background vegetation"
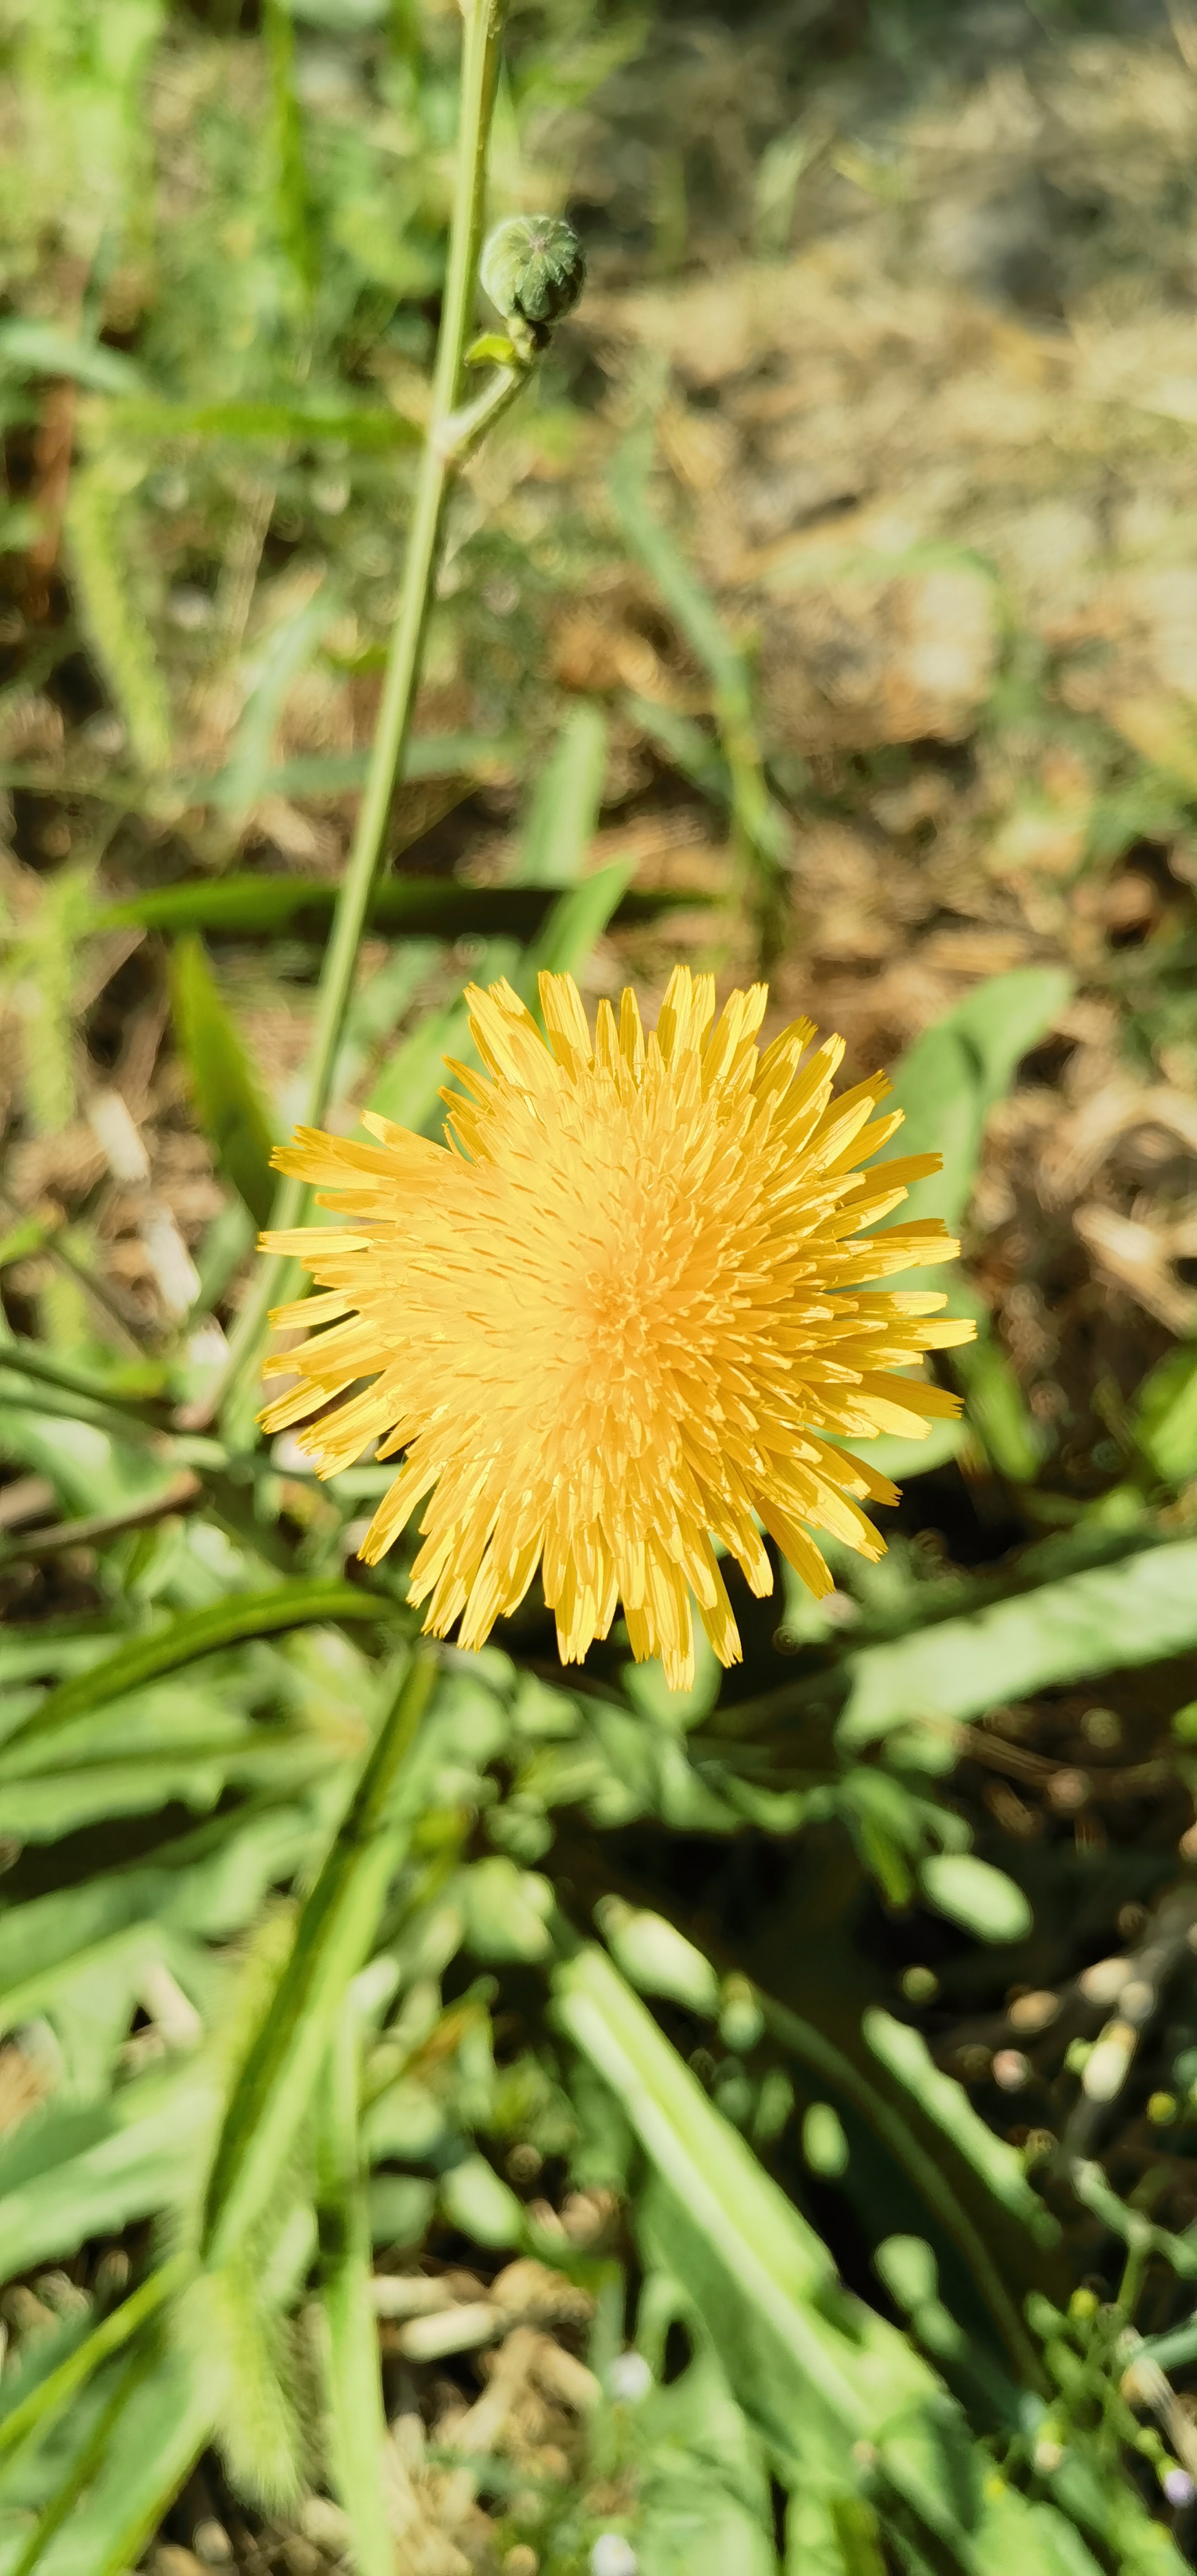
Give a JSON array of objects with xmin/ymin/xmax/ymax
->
[{"xmin": 5, "ymin": 0, "xmax": 1197, "ymax": 2570}]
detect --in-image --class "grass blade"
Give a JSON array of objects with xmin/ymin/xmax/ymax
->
[
  {"xmin": 102, "ymin": 396, "xmax": 421, "ymax": 448},
  {"xmin": 10, "ymin": 2348, "xmax": 152, "ymax": 2576},
  {"xmin": 97, "ymin": 872, "xmax": 697, "ymax": 942},
  {"xmin": 170, "ymin": 935, "xmax": 278, "ymax": 1228},
  {"xmin": 513, "ymin": 701, "xmax": 607, "ymax": 886},
  {"xmin": 23, "ymin": 2341, "xmax": 217, "ymax": 2576},
  {"xmin": 554, "ymin": 1943, "xmax": 1103, "ymax": 2573},
  {"xmin": 263, "ymin": 0, "xmax": 315, "ymax": 309},
  {"xmin": 201, "ymin": 1650, "xmax": 438, "ymax": 2265},
  {"xmin": 519, "ymin": 857, "xmax": 637, "ymax": 1001},
  {"xmin": 0, "ymin": 1579, "xmax": 386, "ymax": 1757},
  {"xmin": 0, "ymin": 2257, "xmax": 190, "ymax": 2468},
  {"xmin": 316, "ymin": 2021, "xmax": 392, "ymax": 2576},
  {"xmin": 609, "ymin": 430, "xmax": 788, "ymax": 943}
]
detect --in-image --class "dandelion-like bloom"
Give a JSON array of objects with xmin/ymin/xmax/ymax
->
[{"xmin": 260, "ymin": 968, "xmax": 973, "ymax": 1690}]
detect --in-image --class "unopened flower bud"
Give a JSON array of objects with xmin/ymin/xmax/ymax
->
[{"xmin": 480, "ymin": 214, "xmax": 586, "ymax": 344}]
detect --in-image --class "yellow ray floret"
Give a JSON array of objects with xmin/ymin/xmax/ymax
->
[{"xmin": 259, "ymin": 969, "xmax": 974, "ymax": 1690}]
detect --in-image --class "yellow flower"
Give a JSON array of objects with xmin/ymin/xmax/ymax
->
[{"xmin": 260, "ymin": 967, "xmax": 973, "ymax": 1690}]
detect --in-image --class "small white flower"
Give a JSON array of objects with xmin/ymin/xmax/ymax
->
[
  {"xmin": 607, "ymin": 2349, "xmax": 653, "ymax": 2404},
  {"xmin": 590, "ymin": 2538, "xmax": 637, "ymax": 2576}
]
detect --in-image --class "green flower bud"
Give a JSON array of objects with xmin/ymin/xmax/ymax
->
[{"xmin": 480, "ymin": 214, "xmax": 586, "ymax": 345}]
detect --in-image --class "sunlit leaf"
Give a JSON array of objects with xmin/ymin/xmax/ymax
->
[
  {"xmin": 837, "ymin": 1535, "xmax": 1197, "ymax": 1749},
  {"xmin": 917, "ymin": 1854, "xmax": 1032, "ymax": 1946},
  {"xmin": 1, "ymin": 1581, "xmax": 387, "ymax": 1757},
  {"xmin": 169, "ymin": 936, "xmax": 278, "ymax": 1228}
]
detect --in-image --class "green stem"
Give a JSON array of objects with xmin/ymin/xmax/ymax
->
[
  {"xmin": 215, "ymin": 0, "xmax": 510, "ymax": 1441},
  {"xmin": 0, "ymin": 1335, "xmax": 167, "ymax": 1418},
  {"xmin": 0, "ymin": 2255, "xmax": 191, "ymax": 2467}
]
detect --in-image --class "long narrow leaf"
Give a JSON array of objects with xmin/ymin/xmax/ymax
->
[
  {"xmin": 513, "ymin": 702, "xmax": 607, "ymax": 886},
  {"xmin": 26, "ymin": 2341, "xmax": 216, "ymax": 2576},
  {"xmin": 316, "ymin": 2022, "xmax": 392, "ymax": 2576},
  {"xmin": 554, "ymin": 1944, "xmax": 1105, "ymax": 2575},
  {"xmin": 201, "ymin": 1651, "xmax": 438, "ymax": 2265},
  {"xmin": 0, "ymin": 2076, "xmax": 211, "ymax": 2282},
  {"xmin": 170, "ymin": 935, "xmax": 278, "ymax": 1227},
  {"xmin": 1, "ymin": 1580, "xmax": 386, "ymax": 1757},
  {"xmin": 11, "ymin": 2350, "xmax": 151, "ymax": 2576},
  {"xmin": 837, "ymin": 1534, "xmax": 1197, "ymax": 1750},
  {"xmin": 0, "ymin": 2259, "xmax": 187, "ymax": 2468},
  {"xmin": 519, "ymin": 858, "xmax": 637, "ymax": 1001},
  {"xmin": 102, "ymin": 396, "xmax": 421, "ymax": 447},
  {"xmin": 98, "ymin": 873, "xmax": 697, "ymax": 942},
  {"xmin": 760, "ymin": 1996, "xmax": 1049, "ymax": 2382}
]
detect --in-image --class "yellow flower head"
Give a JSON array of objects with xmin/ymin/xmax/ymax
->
[{"xmin": 260, "ymin": 968, "xmax": 973, "ymax": 1690}]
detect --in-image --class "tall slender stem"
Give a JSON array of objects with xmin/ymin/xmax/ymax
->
[{"xmin": 215, "ymin": 0, "xmax": 509, "ymax": 1439}]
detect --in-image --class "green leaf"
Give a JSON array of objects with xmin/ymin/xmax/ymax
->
[
  {"xmin": 213, "ymin": 584, "xmax": 338, "ymax": 828},
  {"xmin": 315, "ymin": 2023, "xmax": 392, "ymax": 2576},
  {"xmin": 556, "ymin": 1949, "xmax": 920, "ymax": 2466},
  {"xmin": 860, "ymin": 2012, "xmax": 1051, "ymax": 2237},
  {"xmin": 368, "ymin": 2173, "xmax": 434, "ymax": 2248},
  {"xmin": 169, "ymin": 936, "xmax": 278, "ymax": 1228},
  {"xmin": 0, "ymin": 2072, "xmax": 210, "ymax": 2282},
  {"xmin": 786, "ymin": 2490, "xmax": 881, "ymax": 2574},
  {"xmin": 841, "ymin": 1415, "xmax": 968, "ymax": 1485},
  {"xmin": 439, "ymin": 2152, "xmax": 524, "ymax": 2248},
  {"xmin": 101, "ymin": 394, "xmax": 421, "ymax": 447},
  {"xmin": 4, "ymin": 2348, "xmax": 153, "ymax": 2576},
  {"xmin": 362, "ymin": 2075, "xmax": 446, "ymax": 2162},
  {"xmin": 841, "ymin": 970, "xmax": 1070, "ymax": 1479},
  {"xmin": 1133, "ymin": 1339, "xmax": 1197, "ymax": 1485},
  {"xmin": 0, "ymin": 1580, "xmax": 385, "ymax": 1758},
  {"xmin": 201, "ymin": 1652, "xmax": 438, "ymax": 2265},
  {"xmin": 0, "ymin": 1216, "xmax": 57, "ymax": 1271},
  {"xmin": 917, "ymin": 1855, "xmax": 1032, "ymax": 1946},
  {"xmin": 203, "ymin": 730, "xmax": 516, "ymax": 804},
  {"xmin": 555, "ymin": 1946, "xmax": 1100, "ymax": 2572},
  {"xmin": 519, "ymin": 858, "xmax": 637, "ymax": 1001},
  {"xmin": 836, "ymin": 1535, "xmax": 1197, "ymax": 1750},
  {"xmin": 0, "ymin": 2260, "xmax": 189, "ymax": 2469},
  {"xmin": 610, "ymin": 431, "xmax": 788, "ymax": 883},
  {"xmin": 19, "ymin": 2337, "xmax": 216, "ymax": 2576},
  {"xmin": 0, "ymin": 1741, "xmax": 321, "ymax": 1843},
  {"xmin": 623, "ymin": 690, "xmax": 730, "ymax": 802},
  {"xmin": 609, "ymin": 434, "xmax": 747, "ymax": 703},
  {"xmin": 953, "ymin": 1333, "xmax": 1045, "ymax": 1484},
  {"xmin": 0, "ymin": 320, "xmax": 148, "ymax": 395},
  {"xmin": 263, "ymin": 0, "xmax": 315, "ymax": 307},
  {"xmin": 97, "ymin": 872, "xmax": 693, "ymax": 943},
  {"xmin": 512, "ymin": 702, "xmax": 607, "ymax": 886},
  {"xmin": 595, "ymin": 1896, "xmax": 720, "ymax": 2017},
  {"xmin": 367, "ymin": 986, "xmax": 480, "ymax": 1136},
  {"xmin": 0, "ymin": 1809, "xmax": 312, "ymax": 2031},
  {"xmin": 802, "ymin": 2103, "xmax": 849, "ymax": 2179},
  {"xmin": 458, "ymin": 1857, "xmax": 553, "ymax": 1962},
  {"xmin": 631, "ymin": 2272, "xmax": 776, "ymax": 2573},
  {"xmin": 873, "ymin": 2236, "xmax": 939, "ymax": 2318},
  {"xmin": 874, "ymin": 967, "xmax": 1073, "ymax": 1263}
]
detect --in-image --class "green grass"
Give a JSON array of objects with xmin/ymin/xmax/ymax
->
[{"xmin": 1, "ymin": 3, "xmax": 1197, "ymax": 2572}]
